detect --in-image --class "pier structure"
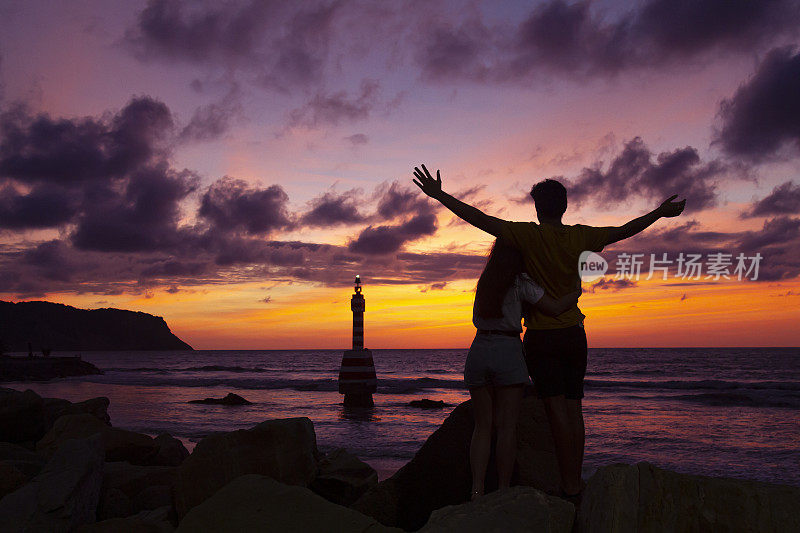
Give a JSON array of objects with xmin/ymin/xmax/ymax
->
[{"xmin": 338, "ymin": 275, "xmax": 377, "ymax": 407}]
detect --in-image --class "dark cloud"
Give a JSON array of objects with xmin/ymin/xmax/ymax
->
[
  {"xmin": 0, "ymin": 183, "xmax": 79, "ymax": 229},
  {"xmin": 418, "ymin": 0, "xmax": 800, "ymax": 81},
  {"xmin": 127, "ymin": 0, "xmax": 275, "ymax": 64},
  {"xmin": 179, "ymin": 89, "xmax": 242, "ymax": 142},
  {"xmin": 715, "ymin": 46, "xmax": 800, "ymax": 161},
  {"xmin": 287, "ymin": 80, "xmax": 380, "ymax": 128},
  {"xmin": 738, "ymin": 216, "xmax": 800, "ymax": 250},
  {"xmin": 743, "ymin": 181, "xmax": 800, "ymax": 217},
  {"xmin": 0, "ymin": 97, "xmax": 172, "ymax": 186},
  {"xmin": 375, "ymin": 181, "xmax": 431, "ymax": 220},
  {"xmin": 586, "ymin": 278, "xmax": 637, "ymax": 293},
  {"xmin": 301, "ymin": 189, "xmax": 365, "ymax": 227},
  {"xmin": 71, "ymin": 164, "xmax": 198, "ymax": 252},
  {"xmin": 127, "ymin": 0, "xmax": 339, "ymax": 90},
  {"xmin": 199, "ymin": 177, "xmax": 294, "ymax": 235},
  {"xmin": 566, "ymin": 137, "xmax": 725, "ymax": 210},
  {"xmin": 348, "ymin": 213, "xmax": 437, "ymax": 255}
]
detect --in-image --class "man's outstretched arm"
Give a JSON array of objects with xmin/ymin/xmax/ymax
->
[
  {"xmin": 603, "ymin": 195, "xmax": 686, "ymax": 246},
  {"xmin": 412, "ymin": 164, "xmax": 506, "ymax": 237}
]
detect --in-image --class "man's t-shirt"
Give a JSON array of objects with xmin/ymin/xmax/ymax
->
[{"xmin": 500, "ymin": 221, "xmax": 608, "ymax": 329}]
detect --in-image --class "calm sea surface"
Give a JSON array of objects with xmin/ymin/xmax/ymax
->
[{"xmin": 9, "ymin": 348, "xmax": 800, "ymax": 485}]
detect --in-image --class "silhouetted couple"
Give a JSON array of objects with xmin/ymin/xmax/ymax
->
[{"xmin": 413, "ymin": 164, "xmax": 685, "ymax": 501}]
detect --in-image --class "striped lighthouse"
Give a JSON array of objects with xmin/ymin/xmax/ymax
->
[{"xmin": 338, "ymin": 275, "xmax": 377, "ymax": 407}]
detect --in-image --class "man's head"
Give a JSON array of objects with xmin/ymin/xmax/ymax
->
[{"xmin": 530, "ymin": 179, "xmax": 567, "ymax": 221}]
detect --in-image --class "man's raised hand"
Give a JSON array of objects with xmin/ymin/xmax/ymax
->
[
  {"xmin": 412, "ymin": 164, "xmax": 442, "ymax": 199},
  {"xmin": 657, "ymin": 195, "xmax": 686, "ymax": 218}
]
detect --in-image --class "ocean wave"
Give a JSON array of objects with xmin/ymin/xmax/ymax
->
[
  {"xmin": 670, "ymin": 392, "xmax": 800, "ymax": 409},
  {"xmin": 71, "ymin": 374, "xmax": 465, "ymax": 393},
  {"xmin": 585, "ymin": 379, "xmax": 800, "ymax": 392}
]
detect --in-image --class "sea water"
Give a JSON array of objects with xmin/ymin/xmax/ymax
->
[{"xmin": 10, "ymin": 347, "xmax": 800, "ymax": 485}]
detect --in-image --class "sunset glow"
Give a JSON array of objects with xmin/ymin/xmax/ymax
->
[{"xmin": 1, "ymin": 1, "xmax": 798, "ymax": 348}]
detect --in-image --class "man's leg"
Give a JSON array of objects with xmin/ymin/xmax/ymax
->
[
  {"xmin": 542, "ymin": 395, "xmax": 582, "ymax": 495},
  {"xmin": 566, "ymin": 398, "xmax": 584, "ymax": 487}
]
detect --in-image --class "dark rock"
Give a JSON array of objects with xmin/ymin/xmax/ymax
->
[
  {"xmin": 173, "ymin": 417, "xmax": 319, "ymax": 518},
  {"xmin": 0, "ymin": 299, "xmax": 192, "ymax": 352},
  {"xmin": 44, "ymin": 396, "xmax": 111, "ymax": 427},
  {"xmin": 311, "ymin": 448, "xmax": 379, "ymax": 506},
  {"xmin": 176, "ymin": 474, "xmax": 399, "ymax": 533},
  {"xmin": 0, "ymin": 462, "xmax": 29, "ymax": 500},
  {"xmin": 578, "ymin": 462, "xmax": 800, "ymax": 532},
  {"xmin": 187, "ymin": 393, "xmax": 252, "ymax": 405},
  {"xmin": 102, "ymin": 462, "xmax": 177, "ymax": 501},
  {"xmin": 0, "ymin": 388, "xmax": 47, "ymax": 443},
  {"xmin": 151, "ymin": 433, "xmax": 189, "ymax": 466},
  {"xmin": 408, "ymin": 399, "xmax": 447, "ymax": 409},
  {"xmin": 37, "ymin": 413, "xmax": 159, "ymax": 465},
  {"xmin": 0, "ymin": 356, "xmax": 102, "ymax": 382},
  {"xmin": 352, "ymin": 395, "xmax": 561, "ymax": 530},
  {"xmin": 0, "ymin": 388, "xmax": 111, "ymax": 444},
  {"xmin": 0, "ymin": 435, "xmax": 105, "ymax": 532},
  {"xmin": 97, "ymin": 487, "xmax": 134, "ymax": 520},
  {"xmin": 132, "ymin": 485, "xmax": 172, "ymax": 512},
  {"xmin": 421, "ymin": 486, "xmax": 574, "ymax": 533},
  {"xmin": 77, "ymin": 506, "xmax": 176, "ymax": 533}
]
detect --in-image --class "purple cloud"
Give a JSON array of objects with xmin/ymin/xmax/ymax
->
[
  {"xmin": 716, "ymin": 46, "xmax": 800, "ymax": 161},
  {"xmin": 566, "ymin": 137, "xmax": 725, "ymax": 210},
  {"xmin": 287, "ymin": 80, "xmax": 380, "ymax": 128},
  {"xmin": 199, "ymin": 177, "xmax": 294, "ymax": 235},
  {"xmin": 743, "ymin": 181, "xmax": 800, "ymax": 217},
  {"xmin": 301, "ymin": 189, "xmax": 365, "ymax": 227}
]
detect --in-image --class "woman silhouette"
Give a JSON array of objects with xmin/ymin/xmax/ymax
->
[{"xmin": 466, "ymin": 239, "xmax": 578, "ymax": 499}]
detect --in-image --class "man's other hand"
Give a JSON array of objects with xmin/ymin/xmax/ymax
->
[{"xmin": 657, "ymin": 195, "xmax": 686, "ymax": 218}]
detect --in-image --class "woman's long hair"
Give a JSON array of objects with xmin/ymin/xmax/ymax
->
[{"xmin": 474, "ymin": 239, "xmax": 525, "ymax": 319}]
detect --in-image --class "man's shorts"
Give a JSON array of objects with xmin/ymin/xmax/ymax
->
[
  {"xmin": 523, "ymin": 325, "xmax": 588, "ymax": 399},
  {"xmin": 463, "ymin": 333, "xmax": 531, "ymax": 388}
]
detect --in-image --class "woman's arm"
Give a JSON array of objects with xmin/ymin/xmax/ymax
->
[{"xmin": 534, "ymin": 290, "xmax": 581, "ymax": 316}]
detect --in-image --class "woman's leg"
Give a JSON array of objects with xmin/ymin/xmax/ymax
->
[
  {"xmin": 493, "ymin": 384, "xmax": 525, "ymax": 489},
  {"xmin": 469, "ymin": 385, "xmax": 494, "ymax": 499}
]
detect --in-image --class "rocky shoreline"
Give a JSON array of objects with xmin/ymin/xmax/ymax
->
[
  {"xmin": 0, "ymin": 356, "xmax": 103, "ymax": 382},
  {"xmin": 0, "ymin": 387, "xmax": 798, "ymax": 532}
]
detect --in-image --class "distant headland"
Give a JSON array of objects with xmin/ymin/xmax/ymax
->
[{"xmin": 0, "ymin": 300, "xmax": 192, "ymax": 353}]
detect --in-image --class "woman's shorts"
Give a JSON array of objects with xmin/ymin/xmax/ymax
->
[{"xmin": 463, "ymin": 332, "xmax": 530, "ymax": 388}]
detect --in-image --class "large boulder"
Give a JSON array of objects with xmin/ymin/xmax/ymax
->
[
  {"xmin": 310, "ymin": 448, "xmax": 379, "ymax": 506},
  {"xmin": 0, "ymin": 441, "xmax": 47, "ymax": 479},
  {"xmin": 78, "ymin": 506, "xmax": 175, "ymax": 533},
  {"xmin": 44, "ymin": 396, "xmax": 111, "ymax": 427},
  {"xmin": 421, "ymin": 487, "xmax": 574, "ymax": 533},
  {"xmin": 151, "ymin": 434, "xmax": 189, "ymax": 467},
  {"xmin": 0, "ymin": 388, "xmax": 110, "ymax": 444},
  {"xmin": 353, "ymin": 395, "xmax": 560, "ymax": 530},
  {"xmin": 578, "ymin": 462, "xmax": 800, "ymax": 532},
  {"xmin": 176, "ymin": 474, "xmax": 399, "ymax": 533},
  {"xmin": 0, "ymin": 436, "xmax": 104, "ymax": 532},
  {"xmin": 102, "ymin": 462, "xmax": 177, "ymax": 501},
  {"xmin": 0, "ymin": 388, "xmax": 47, "ymax": 443},
  {"xmin": 37, "ymin": 413, "xmax": 159, "ymax": 464},
  {"xmin": 173, "ymin": 417, "xmax": 319, "ymax": 518}
]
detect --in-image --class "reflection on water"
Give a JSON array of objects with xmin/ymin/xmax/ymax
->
[{"xmin": 9, "ymin": 347, "xmax": 800, "ymax": 486}]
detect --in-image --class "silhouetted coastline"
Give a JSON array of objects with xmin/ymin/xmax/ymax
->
[{"xmin": 0, "ymin": 300, "xmax": 192, "ymax": 352}]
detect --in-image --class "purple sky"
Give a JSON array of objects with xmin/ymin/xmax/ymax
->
[{"xmin": 0, "ymin": 1, "xmax": 799, "ymax": 331}]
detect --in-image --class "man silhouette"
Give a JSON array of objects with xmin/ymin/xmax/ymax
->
[{"xmin": 413, "ymin": 164, "xmax": 685, "ymax": 498}]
